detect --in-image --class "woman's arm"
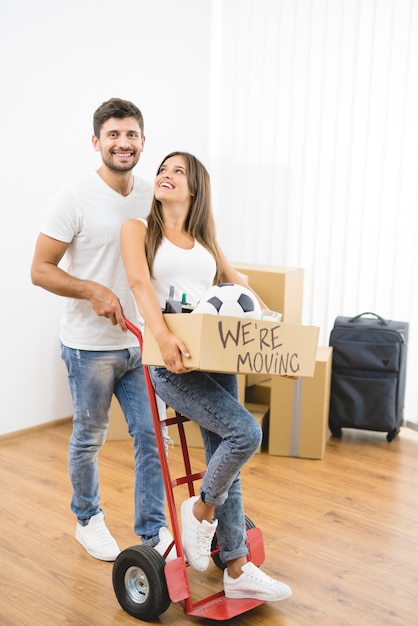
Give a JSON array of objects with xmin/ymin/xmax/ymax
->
[
  {"xmin": 216, "ymin": 246, "xmax": 269, "ymax": 310},
  {"xmin": 120, "ymin": 219, "xmax": 191, "ymax": 373}
]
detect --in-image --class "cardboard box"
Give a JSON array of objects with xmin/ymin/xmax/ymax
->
[
  {"xmin": 234, "ymin": 264, "xmax": 304, "ymax": 390},
  {"xmin": 166, "ymin": 407, "xmax": 202, "ymax": 447},
  {"xmin": 167, "ymin": 402, "xmax": 269, "ymax": 454},
  {"xmin": 233, "ymin": 264, "xmax": 304, "ymax": 324},
  {"xmin": 166, "ymin": 376, "xmax": 245, "ymax": 449},
  {"xmin": 143, "ymin": 314, "xmax": 319, "ymax": 377},
  {"xmin": 106, "ymin": 370, "xmax": 247, "ymax": 443},
  {"xmin": 245, "ymin": 402, "xmax": 270, "ymax": 453},
  {"xmin": 246, "ymin": 347, "xmax": 333, "ymax": 459},
  {"xmin": 107, "ymin": 396, "xmax": 129, "ymax": 441},
  {"xmin": 246, "ymin": 373, "xmax": 272, "ymax": 387}
]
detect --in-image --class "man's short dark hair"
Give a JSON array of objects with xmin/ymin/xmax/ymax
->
[{"xmin": 93, "ymin": 98, "xmax": 144, "ymax": 138}]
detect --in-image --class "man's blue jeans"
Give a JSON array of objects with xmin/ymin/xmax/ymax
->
[
  {"xmin": 149, "ymin": 367, "xmax": 262, "ymax": 564},
  {"xmin": 61, "ymin": 344, "xmax": 167, "ymax": 543}
]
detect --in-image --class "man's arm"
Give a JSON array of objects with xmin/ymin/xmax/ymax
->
[{"xmin": 30, "ymin": 233, "xmax": 127, "ymax": 329}]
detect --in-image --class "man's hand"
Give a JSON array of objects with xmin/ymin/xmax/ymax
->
[{"xmin": 89, "ymin": 285, "xmax": 127, "ymax": 331}]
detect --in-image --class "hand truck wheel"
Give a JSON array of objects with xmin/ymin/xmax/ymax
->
[{"xmin": 112, "ymin": 545, "xmax": 171, "ymax": 621}]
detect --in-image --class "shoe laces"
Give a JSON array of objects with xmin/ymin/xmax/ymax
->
[
  {"xmin": 243, "ymin": 563, "xmax": 277, "ymax": 587},
  {"xmin": 196, "ymin": 521, "xmax": 216, "ymax": 556}
]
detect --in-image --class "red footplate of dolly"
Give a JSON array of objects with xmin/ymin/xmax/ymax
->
[{"xmin": 187, "ymin": 591, "xmax": 264, "ymax": 620}]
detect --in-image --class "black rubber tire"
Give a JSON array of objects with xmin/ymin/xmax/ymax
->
[
  {"xmin": 211, "ymin": 515, "xmax": 256, "ymax": 570},
  {"xmin": 112, "ymin": 545, "xmax": 170, "ymax": 621}
]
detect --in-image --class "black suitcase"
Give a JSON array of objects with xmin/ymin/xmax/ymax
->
[{"xmin": 329, "ymin": 312, "xmax": 408, "ymax": 442}]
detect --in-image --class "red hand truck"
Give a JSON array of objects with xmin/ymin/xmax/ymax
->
[{"xmin": 112, "ymin": 319, "xmax": 266, "ymax": 621}]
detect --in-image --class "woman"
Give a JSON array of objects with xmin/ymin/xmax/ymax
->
[{"xmin": 120, "ymin": 151, "xmax": 292, "ymax": 602}]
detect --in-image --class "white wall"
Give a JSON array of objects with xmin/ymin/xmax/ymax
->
[
  {"xmin": 0, "ymin": 0, "xmax": 212, "ymax": 435},
  {"xmin": 1, "ymin": 0, "xmax": 417, "ymax": 436}
]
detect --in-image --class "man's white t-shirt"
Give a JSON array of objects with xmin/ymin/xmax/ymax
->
[{"xmin": 41, "ymin": 172, "xmax": 153, "ymax": 350}]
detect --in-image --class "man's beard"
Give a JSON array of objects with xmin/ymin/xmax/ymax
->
[{"xmin": 102, "ymin": 154, "xmax": 139, "ymax": 172}]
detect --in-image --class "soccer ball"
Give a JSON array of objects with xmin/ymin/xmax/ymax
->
[{"xmin": 191, "ymin": 283, "xmax": 262, "ymax": 319}]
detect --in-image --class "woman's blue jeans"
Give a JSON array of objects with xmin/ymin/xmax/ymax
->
[
  {"xmin": 150, "ymin": 367, "xmax": 262, "ymax": 564},
  {"xmin": 61, "ymin": 344, "xmax": 167, "ymax": 543}
]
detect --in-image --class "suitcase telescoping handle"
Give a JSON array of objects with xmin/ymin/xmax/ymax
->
[{"xmin": 349, "ymin": 312, "xmax": 388, "ymax": 325}]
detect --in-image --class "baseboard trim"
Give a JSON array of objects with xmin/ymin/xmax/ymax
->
[
  {"xmin": 0, "ymin": 416, "xmax": 72, "ymax": 444},
  {"xmin": 1, "ymin": 416, "xmax": 416, "ymax": 443}
]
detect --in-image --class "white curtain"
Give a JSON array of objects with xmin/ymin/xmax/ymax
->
[{"xmin": 208, "ymin": 0, "xmax": 418, "ymax": 425}]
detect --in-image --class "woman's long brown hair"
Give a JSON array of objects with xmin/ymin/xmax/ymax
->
[{"xmin": 145, "ymin": 151, "xmax": 223, "ymax": 283}]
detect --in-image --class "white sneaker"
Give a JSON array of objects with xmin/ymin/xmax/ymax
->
[
  {"xmin": 181, "ymin": 496, "xmax": 218, "ymax": 571},
  {"xmin": 75, "ymin": 512, "xmax": 120, "ymax": 561},
  {"xmin": 224, "ymin": 562, "xmax": 292, "ymax": 601},
  {"xmin": 153, "ymin": 527, "xmax": 177, "ymax": 562}
]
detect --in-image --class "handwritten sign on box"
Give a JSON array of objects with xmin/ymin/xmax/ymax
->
[{"xmin": 142, "ymin": 314, "xmax": 319, "ymax": 377}]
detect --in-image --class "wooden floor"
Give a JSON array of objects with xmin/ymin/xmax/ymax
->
[{"xmin": 0, "ymin": 421, "xmax": 417, "ymax": 626}]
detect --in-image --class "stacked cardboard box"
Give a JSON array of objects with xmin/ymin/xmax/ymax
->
[
  {"xmin": 106, "ymin": 358, "xmax": 247, "ymax": 443},
  {"xmin": 108, "ymin": 264, "xmax": 331, "ymax": 460},
  {"xmin": 141, "ymin": 269, "xmax": 318, "ymax": 451},
  {"xmin": 165, "ymin": 401, "xmax": 269, "ymax": 455},
  {"xmin": 245, "ymin": 347, "xmax": 332, "ymax": 459},
  {"xmin": 234, "ymin": 264, "xmax": 304, "ymax": 325},
  {"xmin": 107, "ymin": 396, "xmax": 128, "ymax": 441},
  {"xmin": 235, "ymin": 265, "xmax": 332, "ymax": 459}
]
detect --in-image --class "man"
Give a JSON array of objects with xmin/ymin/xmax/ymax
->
[{"xmin": 31, "ymin": 98, "xmax": 173, "ymax": 562}]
